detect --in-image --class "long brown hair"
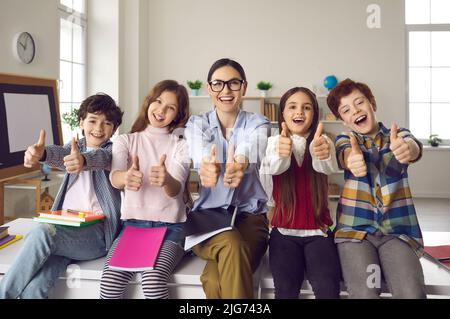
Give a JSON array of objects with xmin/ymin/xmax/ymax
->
[
  {"xmin": 131, "ymin": 80, "xmax": 189, "ymax": 133},
  {"xmin": 276, "ymin": 87, "xmax": 329, "ymax": 227}
]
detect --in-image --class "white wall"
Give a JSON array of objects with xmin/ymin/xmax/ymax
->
[
  {"xmin": 0, "ymin": 0, "xmax": 59, "ymax": 79},
  {"xmin": 87, "ymin": 0, "xmax": 119, "ymax": 103},
  {"xmin": 141, "ymin": 0, "xmax": 449, "ymax": 198},
  {"xmin": 409, "ymin": 148, "xmax": 450, "ymax": 198},
  {"xmin": 145, "ymin": 0, "xmax": 406, "ymax": 125},
  {"xmin": 0, "ymin": 0, "xmax": 448, "ymax": 214},
  {"xmin": 0, "ymin": 0, "xmax": 60, "ymax": 219}
]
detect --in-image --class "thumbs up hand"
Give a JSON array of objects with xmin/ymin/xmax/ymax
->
[
  {"xmin": 277, "ymin": 122, "xmax": 293, "ymax": 158},
  {"xmin": 63, "ymin": 138, "xmax": 85, "ymax": 174},
  {"xmin": 346, "ymin": 133, "xmax": 367, "ymax": 177},
  {"xmin": 389, "ymin": 123, "xmax": 412, "ymax": 164},
  {"xmin": 224, "ymin": 143, "xmax": 247, "ymax": 189},
  {"xmin": 150, "ymin": 154, "xmax": 168, "ymax": 187},
  {"xmin": 125, "ymin": 155, "xmax": 143, "ymax": 191},
  {"xmin": 199, "ymin": 144, "xmax": 221, "ymax": 188},
  {"xmin": 312, "ymin": 122, "xmax": 331, "ymax": 160},
  {"xmin": 24, "ymin": 129, "xmax": 46, "ymax": 168}
]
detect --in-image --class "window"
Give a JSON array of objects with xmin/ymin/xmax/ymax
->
[
  {"xmin": 58, "ymin": 0, "xmax": 87, "ymax": 143},
  {"xmin": 406, "ymin": 0, "xmax": 450, "ymax": 143}
]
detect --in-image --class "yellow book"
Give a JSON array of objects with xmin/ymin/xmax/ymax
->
[{"xmin": 0, "ymin": 235, "xmax": 23, "ymax": 249}]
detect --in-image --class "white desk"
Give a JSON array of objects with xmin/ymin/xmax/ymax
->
[
  {"xmin": 0, "ymin": 218, "xmax": 262, "ymax": 299},
  {"xmin": 258, "ymin": 231, "xmax": 450, "ymax": 298},
  {"xmin": 2, "ymin": 218, "xmax": 449, "ymax": 299}
]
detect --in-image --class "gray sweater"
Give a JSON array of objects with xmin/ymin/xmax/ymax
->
[{"xmin": 44, "ymin": 138, "xmax": 121, "ymax": 250}]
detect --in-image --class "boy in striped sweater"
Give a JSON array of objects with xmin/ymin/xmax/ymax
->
[{"xmin": 0, "ymin": 93, "xmax": 123, "ymax": 299}]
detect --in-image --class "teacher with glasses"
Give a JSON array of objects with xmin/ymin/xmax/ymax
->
[{"xmin": 185, "ymin": 58, "xmax": 271, "ymax": 299}]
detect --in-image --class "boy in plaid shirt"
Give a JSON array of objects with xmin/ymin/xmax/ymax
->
[{"xmin": 327, "ymin": 78, "xmax": 426, "ymax": 299}]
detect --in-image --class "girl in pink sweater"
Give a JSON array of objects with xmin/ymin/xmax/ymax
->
[{"xmin": 100, "ymin": 80, "xmax": 190, "ymax": 299}]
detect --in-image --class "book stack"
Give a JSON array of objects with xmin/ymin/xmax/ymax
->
[
  {"xmin": 33, "ymin": 210, "xmax": 105, "ymax": 227},
  {"xmin": 0, "ymin": 226, "xmax": 23, "ymax": 249},
  {"xmin": 263, "ymin": 103, "xmax": 278, "ymax": 122}
]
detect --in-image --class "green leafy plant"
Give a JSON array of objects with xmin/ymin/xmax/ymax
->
[
  {"xmin": 428, "ymin": 134, "xmax": 442, "ymax": 147},
  {"xmin": 62, "ymin": 108, "xmax": 79, "ymax": 132},
  {"xmin": 256, "ymin": 81, "xmax": 273, "ymax": 91},
  {"xmin": 187, "ymin": 80, "xmax": 202, "ymax": 90}
]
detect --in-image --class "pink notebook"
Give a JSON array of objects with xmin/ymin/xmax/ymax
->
[{"xmin": 108, "ymin": 226, "xmax": 167, "ymax": 272}]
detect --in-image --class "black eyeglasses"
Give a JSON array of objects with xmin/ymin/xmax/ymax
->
[{"xmin": 208, "ymin": 79, "xmax": 246, "ymax": 92}]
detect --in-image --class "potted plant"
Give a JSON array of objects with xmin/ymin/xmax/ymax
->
[
  {"xmin": 187, "ymin": 80, "xmax": 202, "ymax": 96},
  {"xmin": 428, "ymin": 134, "xmax": 442, "ymax": 147},
  {"xmin": 256, "ymin": 81, "xmax": 273, "ymax": 97},
  {"xmin": 62, "ymin": 107, "xmax": 80, "ymax": 139}
]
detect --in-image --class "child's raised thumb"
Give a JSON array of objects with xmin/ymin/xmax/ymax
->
[{"xmin": 70, "ymin": 137, "xmax": 79, "ymax": 154}]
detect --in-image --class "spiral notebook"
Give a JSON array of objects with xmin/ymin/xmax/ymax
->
[
  {"xmin": 183, "ymin": 206, "xmax": 238, "ymax": 250},
  {"xmin": 108, "ymin": 226, "xmax": 167, "ymax": 272}
]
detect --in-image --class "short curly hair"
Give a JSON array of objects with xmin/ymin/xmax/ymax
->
[
  {"xmin": 327, "ymin": 78, "xmax": 376, "ymax": 119},
  {"xmin": 77, "ymin": 93, "xmax": 123, "ymax": 133}
]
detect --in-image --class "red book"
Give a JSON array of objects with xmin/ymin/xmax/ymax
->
[
  {"xmin": 424, "ymin": 245, "xmax": 450, "ymax": 272},
  {"xmin": 108, "ymin": 226, "xmax": 167, "ymax": 272},
  {"xmin": 424, "ymin": 245, "xmax": 450, "ymax": 261}
]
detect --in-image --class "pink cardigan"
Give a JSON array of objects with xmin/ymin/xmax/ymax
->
[{"xmin": 110, "ymin": 125, "xmax": 190, "ymax": 223}]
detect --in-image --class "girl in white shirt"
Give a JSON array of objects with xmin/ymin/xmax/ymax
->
[{"xmin": 259, "ymin": 87, "xmax": 341, "ymax": 299}]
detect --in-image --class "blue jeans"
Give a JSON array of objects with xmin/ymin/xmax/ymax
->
[
  {"xmin": 122, "ymin": 219, "xmax": 185, "ymax": 247},
  {"xmin": 0, "ymin": 222, "xmax": 107, "ymax": 299}
]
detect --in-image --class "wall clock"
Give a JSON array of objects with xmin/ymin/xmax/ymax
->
[{"xmin": 12, "ymin": 32, "xmax": 36, "ymax": 64}]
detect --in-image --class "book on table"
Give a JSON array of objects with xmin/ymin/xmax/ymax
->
[
  {"xmin": 0, "ymin": 226, "xmax": 23, "ymax": 250},
  {"xmin": 423, "ymin": 245, "xmax": 450, "ymax": 273},
  {"xmin": 108, "ymin": 226, "xmax": 167, "ymax": 272},
  {"xmin": 183, "ymin": 206, "xmax": 238, "ymax": 251},
  {"xmin": 33, "ymin": 209, "xmax": 105, "ymax": 227},
  {"xmin": 0, "ymin": 226, "xmax": 9, "ymax": 239}
]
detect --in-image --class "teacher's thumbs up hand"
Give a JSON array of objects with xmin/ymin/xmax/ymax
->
[
  {"xmin": 199, "ymin": 144, "xmax": 221, "ymax": 188},
  {"xmin": 312, "ymin": 122, "xmax": 331, "ymax": 160},
  {"xmin": 346, "ymin": 133, "xmax": 367, "ymax": 177},
  {"xmin": 63, "ymin": 137, "xmax": 84, "ymax": 174},
  {"xmin": 125, "ymin": 155, "xmax": 143, "ymax": 191},
  {"xmin": 224, "ymin": 143, "xmax": 248, "ymax": 189},
  {"xmin": 24, "ymin": 129, "xmax": 46, "ymax": 168},
  {"xmin": 150, "ymin": 154, "xmax": 168, "ymax": 187},
  {"xmin": 277, "ymin": 122, "xmax": 293, "ymax": 158},
  {"xmin": 389, "ymin": 123, "xmax": 413, "ymax": 164}
]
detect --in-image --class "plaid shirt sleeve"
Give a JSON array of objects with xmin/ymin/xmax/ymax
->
[
  {"xmin": 335, "ymin": 133, "xmax": 352, "ymax": 170},
  {"xmin": 333, "ymin": 124, "xmax": 424, "ymax": 257}
]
